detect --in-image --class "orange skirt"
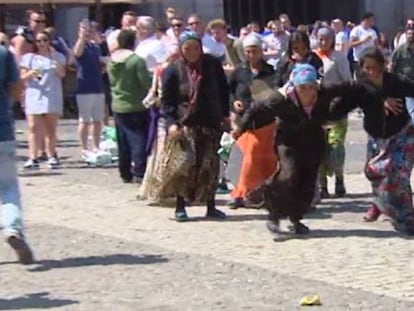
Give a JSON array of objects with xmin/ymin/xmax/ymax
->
[{"xmin": 231, "ymin": 123, "xmax": 278, "ymax": 199}]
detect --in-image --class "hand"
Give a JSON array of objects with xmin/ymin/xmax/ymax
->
[
  {"xmin": 291, "ymin": 52, "xmax": 304, "ymax": 62},
  {"xmin": 363, "ymin": 35, "xmax": 372, "ymax": 43},
  {"xmin": 231, "ymin": 128, "xmax": 242, "ymax": 140},
  {"xmin": 384, "ymin": 97, "xmax": 403, "ymax": 116},
  {"xmin": 168, "ymin": 124, "xmax": 181, "ymax": 139},
  {"xmin": 30, "ymin": 69, "xmax": 40, "ymax": 80},
  {"xmin": 233, "ymin": 100, "xmax": 244, "ymax": 113},
  {"xmin": 78, "ymin": 24, "xmax": 88, "ymax": 40}
]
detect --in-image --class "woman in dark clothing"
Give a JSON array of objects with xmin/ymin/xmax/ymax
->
[
  {"xmin": 236, "ymin": 53, "xmax": 414, "ymax": 239},
  {"xmin": 275, "ymin": 31, "xmax": 324, "ymax": 87},
  {"xmin": 159, "ymin": 31, "xmax": 230, "ymax": 221},
  {"xmin": 227, "ymin": 34, "xmax": 279, "ymax": 208}
]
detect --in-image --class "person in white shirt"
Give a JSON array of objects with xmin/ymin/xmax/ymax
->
[
  {"xmin": 331, "ymin": 18, "xmax": 349, "ymax": 55},
  {"xmin": 349, "ymin": 13, "xmax": 378, "ymax": 67},
  {"xmin": 135, "ymin": 16, "xmax": 168, "ymax": 72},
  {"xmin": 263, "ymin": 20, "xmax": 289, "ymax": 68},
  {"xmin": 106, "ymin": 11, "xmax": 137, "ymax": 54},
  {"xmin": 393, "ymin": 18, "xmax": 414, "ymax": 48},
  {"xmin": 204, "ymin": 19, "xmax": 226, "ymax": 59},
  {"xmin": 164, "ymin": 16, "xmax": 185, "ymax": 56},
  {"xmin": 187, "ymin": 13, "xmax": 205, "ymax": 38}
]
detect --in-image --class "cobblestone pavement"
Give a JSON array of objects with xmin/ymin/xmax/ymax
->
[{"xmin": 1, "ymin": 119, "xmax": 414, "ymax": 310}]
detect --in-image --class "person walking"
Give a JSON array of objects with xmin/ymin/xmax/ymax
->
[{"xmin": 0, "ymin": 44, "xmax": 34, "ymax": 264}]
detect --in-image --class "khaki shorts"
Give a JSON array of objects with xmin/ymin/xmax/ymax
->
[{"xmin": 76, "ymin": 93, "xmax": 105, "ymax": 122}]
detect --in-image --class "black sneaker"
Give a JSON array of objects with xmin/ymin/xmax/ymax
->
[
  {"xmin": 7, "ymin": 235, "xmax": 34, "ymax": 265},
  {"xmin": 335, "ymin": 177, "xmax": 346, "ymax": 197},
  {"xmin": 206, "ymin": 208, "xmax": 226, "ymax": 219},
  {"xmin": 289, "ymin": 222, "xmax": 310, "ymax": 235},
  {"xmin": 23, "ymin": 158, "xmax": 40, "ymax": 170},
  {"xmin": 320, "ymin": 187, "xmax": 330, "ymax": 199}
]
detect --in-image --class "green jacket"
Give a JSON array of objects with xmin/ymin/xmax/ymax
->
[{"xmin": 108, "ymin": 51, "xmax": 151, "ymax": 113}]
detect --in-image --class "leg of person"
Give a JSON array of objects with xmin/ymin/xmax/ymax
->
[
  {"xmin": 43, "ymin": 113, "xmax": 60, "ymax": 168},
  {"xmin": 24, "ymin": 114, "xmax": 42, "ymax": 170},
  {"xmin": 174, "ymin": 195, "xmax": 189, "ymax": 222},
  {"xmin": 114, "ymin": 113, "xmax": 133, "ymax": 183},
  {"xmin": 195, "ymin": 128, "xmax": 226, "ymax": 218},
  {"xmin": 265, "ymin": 144, "xmax": 297, "ymax": 238},
  {"xmin": 329, "ymin": 119, "xmax": 348, "ymax": 197},
  {"xmin": 90, "ymin": 94, "xmax": 105, "ymax": 151},
  {"xmin": 122, "ymin": 111, "xmax": 149, "ymax": 179},
  {"xmin": 364, "ymin": 136, "xmax": 382, "ymax": 221},
  {"xmin": 287, "ymin": 166, "xmax": 317, "ymax": 235},
  {"xmin": 0, "ymin": 141, "xmax": 34, "ymax": 264},
  {"xmin": 76, "ymin": 94, "xmax": 94, "ymax": 156}
]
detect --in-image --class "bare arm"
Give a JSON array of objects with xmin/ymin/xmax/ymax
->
[
  {"xmin": 73, "ymin": 25, "xmax": 88, "ymax": 58},
  {"xmin": 11, "ymin": 36, "xmax": 27, "ymax": 61}
]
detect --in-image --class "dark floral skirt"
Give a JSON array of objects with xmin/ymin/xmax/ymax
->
[{"xmin": 150, "ymin": 126, "xmax": 221, "ymax": 203}]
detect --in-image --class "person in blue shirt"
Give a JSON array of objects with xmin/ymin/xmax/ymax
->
[{"xmin": 0, "ymin": 44, "xmax": 34, "ymax": 264}]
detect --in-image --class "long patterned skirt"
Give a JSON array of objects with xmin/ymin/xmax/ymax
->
[
  {"xmin": 365, "ymin": 124, "xmax": 414, "ymax": 226},
  {"xmin": 138, "ymin": 117, "xmax": 167, "ymax": 202},
  {"xmin": 150, "ymin": 126, "xmax": 221, "ymax": 203}
]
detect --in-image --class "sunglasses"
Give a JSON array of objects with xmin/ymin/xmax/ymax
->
[
  {"xmin": 36, "ymin": 38, "xmax": 49, "ymax": 43},
  {"xmin": 32, "ymin": 19, "xmax": 46, "ymax": 24},
  {"xmin": 172, "ymin": 23, "xmax": 183, "ymax": 28}
]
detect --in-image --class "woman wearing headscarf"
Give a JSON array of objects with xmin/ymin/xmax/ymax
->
[
  {"xmin": 158, "ymin": 31, "xmax": 230, "ymax": 221},
  {"xmin": 226, "ymin": 33, "xmax": 278, "ymax": 208},
  {"xmin": 236, "ymin": 48, "xmax": 414, "ymax": 238},
  {"xmin": 314, "ymin": 27, "xmax": 353, "ymax": 198},
  {"xmin": 274, "ymin": 31, "xmax": 324, "ymax": 88}
]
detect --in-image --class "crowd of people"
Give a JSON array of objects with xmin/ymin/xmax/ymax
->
[{"xmin": 2, "ymin": 7, "xmax": 414, "ymax": 264}]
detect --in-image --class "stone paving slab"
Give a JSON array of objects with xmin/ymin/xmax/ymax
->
[
  {"xmin": 13, "ymin": 171, "xmax": 414, "ymax": 306},
  {"xmin": 1, "ymin": 224, "xmax": 414, "ymax": 310},
  {"xmin": 2, "ymin": 118, "xmax": 414, "ymax": 310}
]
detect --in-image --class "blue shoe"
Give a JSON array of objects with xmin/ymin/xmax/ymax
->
[{"xmin": 174, "ymin": 210, "xmax": 189, "ymax": 222}]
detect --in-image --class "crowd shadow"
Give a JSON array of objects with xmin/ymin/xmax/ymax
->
[
  {"xmin": 28, "ymin": 253, "xmax": 168, "ymax": 272},
  {"xmin": 0, "ymin": 292, "xmax": 78, "ymax": 310},
  {"xmin": 277, "ymin": 228, "xmax": 414, "ymax": 241}
]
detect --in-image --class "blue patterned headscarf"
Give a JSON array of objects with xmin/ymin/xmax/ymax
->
[
  {"xmin": 179, "ymin": 31, "xmax": 202, "ymax": 46},
  {"xmin": 291, "ymin": 63, "xmax": 318, "ymax": 86}
]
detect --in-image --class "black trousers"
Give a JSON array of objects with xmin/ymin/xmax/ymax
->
[
  {"xmin": 265, "ymin": 144, "xmax": 320, "ymax": 223},
  {"xmin": 114, "ymin": 111, "xmax": 149, "ymax": 181}
]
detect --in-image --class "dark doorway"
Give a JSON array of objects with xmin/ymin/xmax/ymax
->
[
  {"xmin": 224, "ymin": 0, "xmax": 360, "ymax": 34},
  {"xmin": 224, "ymin": 0, "xmax": 321, "ymax": 33}
]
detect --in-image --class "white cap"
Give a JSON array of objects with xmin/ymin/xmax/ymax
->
[{"xmin": 242, "ymin": 33, "xmax": 263, "ymax": 49}]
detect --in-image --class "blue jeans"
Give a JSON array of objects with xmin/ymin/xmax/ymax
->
[
  {"xmin": 114, "ymin": 111, "xmax": 149, "ymax": 180},
  {"xmin": 0, "ymin": 140, "xmax": 23, "ymax": 237}
]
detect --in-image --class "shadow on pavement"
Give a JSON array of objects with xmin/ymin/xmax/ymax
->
[
  {"xmin": 28, "ymin": 254, "xmax": 168, "ymax": 272},
  {"xmin": 294, "ymin": 228, "xmax": 414, "ymax": 240},
  {"xmin": 18, "ymin": 171, "xmax": 64, "ymax": 177},
  {"xmin": 0, "ymin": 292, "xmax": 78, "ymax": 309}
]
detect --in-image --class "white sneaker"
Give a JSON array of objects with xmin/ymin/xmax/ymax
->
[
  {"xmin": 47, "ymin": 157, "xmax": 60, "ymax": 169},
  {"xmin": 23, "ymin": 158, "xmax": 40, "ymax": 170}
]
